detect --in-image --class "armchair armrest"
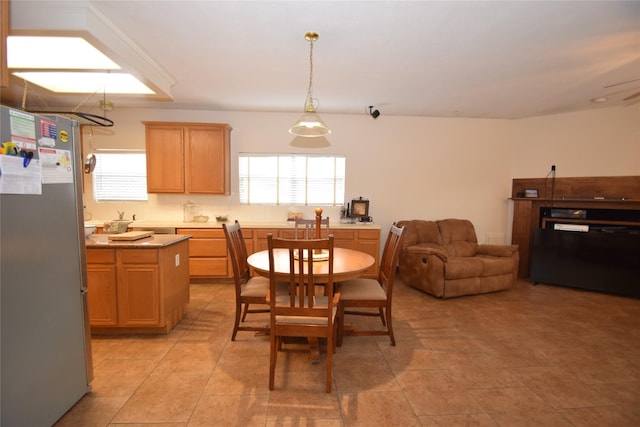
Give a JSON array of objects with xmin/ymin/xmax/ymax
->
[
  {"xmin": 405, "ymin": 244, "xmax": 448, "ymax": 262},
  {"xmin": 476, "ymin": 244, "xmax": 519, "ymax": 257}
]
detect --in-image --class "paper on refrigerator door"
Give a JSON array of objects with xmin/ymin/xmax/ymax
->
[
  {"xmin": 0, "ymin": 155, "xmax": 42, "ymax": 194},
  {"xmin": 38, "ymin": 148, "xmax": 73, "ymax": 184}
]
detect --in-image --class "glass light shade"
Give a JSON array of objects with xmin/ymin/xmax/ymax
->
[
  {"xmin": 289, "ymin": 135, "xmax": 331, "ymax": 148},
  {"xmin": 289, "ymin": 111, "xmax": 332, "ymax": 137}
]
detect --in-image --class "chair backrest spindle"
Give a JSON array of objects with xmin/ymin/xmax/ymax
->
[{"xmin": 294, "ymin": 217, "xmax": 330, "ymax": 240}]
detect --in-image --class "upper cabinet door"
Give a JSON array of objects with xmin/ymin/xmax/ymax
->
[
  {"xmin": 145, "ymin": 124, "xmax": 185, "ymax": 193},
  {"xmin": 185, "ymin": 125, "xmax": 230, "ymax": 194},
  {"xmin": 144, "ymin": 122, "xmax": 231, "ymax": 194}
]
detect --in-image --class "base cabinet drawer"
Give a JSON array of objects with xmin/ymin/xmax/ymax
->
[
  {"xmin": 178, "ymin": 228, "xmax": 230, "ymax": 278},
  {"xmin": 189, "ymin": 238, "xmax": 227, "ymax": 257},
  {"xmin": 189, "ymin": 258, "xmax": 228, "ymax": 277}
]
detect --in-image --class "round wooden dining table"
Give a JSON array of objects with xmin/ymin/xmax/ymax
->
[
  {"xmin": 247, "ymin": 247, "xmax": 375, "ymax": 282},
  {"xmin": 248, "ymin": 247, "xmax": 374, "ymax": 361}
]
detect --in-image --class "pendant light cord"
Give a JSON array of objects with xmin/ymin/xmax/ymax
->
[
  {"xmin": 304, "ymin": 35, "xmax": 316, "ymax": 111},
  {"xmin": 304, "ymin": 40, "xmax": 313, "ymax": 111}
]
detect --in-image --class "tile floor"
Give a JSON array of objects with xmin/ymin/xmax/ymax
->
[{"xmin": 56, "ymin": 278, "xmax": 640, "ymax": 426}]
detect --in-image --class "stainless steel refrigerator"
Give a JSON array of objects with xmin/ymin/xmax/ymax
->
[{"xmin": 1, "ymin": 105, "xmax": 93, "ymax": 426}]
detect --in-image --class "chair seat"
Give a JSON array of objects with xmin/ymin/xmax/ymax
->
[
  {"xmin": 337, "ymin": 224, "xmax": 404, "ymax": 349},
  {"xmin": 275, "ymin": 296, "xmax": 337, "ymax": 325},
  {"xmin": 338, "ymin": 278, "xmax": 387, "ymax": 301},
  {"xmin": 274, "ymin": 294, "xmax": 329, "ymax": 307},
  {"xmin": 276, "ymin": 310, "xmax": 337, "ymax": 325},
  {"xmin": 241, "ymin": 277, "xmax": 288, "ymax": 297},
  {"xmin": 240, "ymin": 276, "xmax": 269, "ymax": 297}
]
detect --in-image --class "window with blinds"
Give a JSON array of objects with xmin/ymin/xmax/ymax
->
[
  {"xmin": 239, "ymin": 154, "xmax": 345, "ymax": 205},
  {"xmin": 93, "ymin": 153, "xmax": 148, "ymax": 201}
]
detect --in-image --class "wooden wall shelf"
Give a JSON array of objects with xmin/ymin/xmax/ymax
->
[{"xmin": 511, "ymin": 175, "xmax": 640, "ymax": 202}]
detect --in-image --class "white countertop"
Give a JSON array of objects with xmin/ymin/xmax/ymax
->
[
  {"xmin": 85, "ymin": 233, "xmax": 191, "ymax": 248},
  {"xmin": 86, "ymin": 220, "xmax": 381, "ymax": 230}
]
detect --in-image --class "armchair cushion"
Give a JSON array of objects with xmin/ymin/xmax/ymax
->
[
  {"xmin": 437, "ymin": 218, "xmax": 478, "ymax": 257},
  {"xmin": 444, "ymin": 257, "xmax": 483, "ymax": 280},
  {"xmin": 401, "ymin": 220, "xmax": 442, "ymax": 248},
  {"xmin": 477, "ymin": 244, "xmax": 519, "ymax": 257},
  {"xmin": 477, "ymin": 255, "xmax": 516, "ymax": 277}
]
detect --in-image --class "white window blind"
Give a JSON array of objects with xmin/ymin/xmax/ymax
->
[
  {"xmin": 239, "ymin": 154, "xmax": 345, "ymax": 205},
  {"xmin": 93, "ymin": 153, "xmax": 148, "ymax": 201}
]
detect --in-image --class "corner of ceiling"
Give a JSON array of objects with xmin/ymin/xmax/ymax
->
[{"xmin": 10, "ymin": 0, "xmax": 175, "ymax": 101}]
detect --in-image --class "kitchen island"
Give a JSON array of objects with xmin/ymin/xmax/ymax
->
[{"xmin": 85, "ymin": 233, "xmax": 190, "ymax": 334}]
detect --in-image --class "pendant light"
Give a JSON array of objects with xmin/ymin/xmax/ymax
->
[{"xmin": 289, "ymin": 32, "xmax": 331, "ymax": 137}]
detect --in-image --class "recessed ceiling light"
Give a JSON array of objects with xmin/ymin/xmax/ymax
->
[
  {"xmin": 8, "ymin": 2, "xmax": 175, "ymax": 102},
  {"xmin": 8, "ymin": 36, "xmax": 153, "ymax": 95},
  {"xmin": 7, "ymin": 36, "xmax": 121, "ymax": 70},
  {"xmin": 13, "ymin": 72, "xmax": 155, "ymax": 94},
  {"xmin": 591, "ymin": 96, "xmax": 608, "ymax": 103}
]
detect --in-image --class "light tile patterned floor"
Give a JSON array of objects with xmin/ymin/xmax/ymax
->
[{"xmin": 55, "ymin": 279, "xmax": 640, "ymax": 426}]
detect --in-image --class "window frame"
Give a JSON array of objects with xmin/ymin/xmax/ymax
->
[
  {"xmin": 239, "ymin": 153, "xmax": 345, "ymax": 206},
  {"xmin": 92, "ymin": 151, "xmax": 148, "ymax": 202}
]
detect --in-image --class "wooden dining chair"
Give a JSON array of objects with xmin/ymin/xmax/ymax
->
[
  {"xmin": 336, "ymin": 224, "xmax": 406, "ymax": 346},
  {"xmin": 294, "ymin": 217, "xmax": 330, "ymax": 239},
  {"xmin": 266, "ymin": 234, "xmax": 340, "ymax": 393},
  {"xmin": 223, "ymin": 220, "xmax": 272, "ymax": 341}
]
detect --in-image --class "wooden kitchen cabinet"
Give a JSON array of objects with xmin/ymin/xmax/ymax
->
[
  {"xmin": 144, "ymin": 122, "xmax": 231, "ymax": 194},
  {"xmin": 330, "ymin": 228, "xmax": 380, "ymax": 276},
  {"xmin": 177, "ymin": 228, "xmax": 229, "ymax": 278},
  {"xmin": 178, "ymin": 227, "xmax": 254, "ymax": 280},
  {"xmin": 86, "ymin": 237, "xmax": 190, "ymax": 334},
  {"xmin": 145, "ymin": 124, "xmax": 184, "ymax": 192},
  {"xmin": 118, "ymin": 249, "xmax": 160, "ymax": 326},
  {"xmin": 86, "ymin": 249, "xmax": 118, "ymax": 326},
  {"xmin": 253, "ymin": 228, "xmax": 279, "ymax": 252},
  {"xmin": 353, "ymin": 229, "xmax": 380, "ymax": 277},
  {"xmin": 332, "ymin": 229, "xmax": 356, "ymax": 249}
]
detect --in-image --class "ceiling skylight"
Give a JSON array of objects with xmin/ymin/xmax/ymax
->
[
  {"xmin": 8, "ymin": 36, "xmax": 121, "ymax": 69},
  {"xmin": 8, "ymin": 36, "xmax": 154, "ymax": 95},
  {"xmin": 13, "ymin": 72, "xmax": 155, "ymax": 94}
]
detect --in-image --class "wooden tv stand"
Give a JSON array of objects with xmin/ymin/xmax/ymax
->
[{"xmin": 510, "ymin": 176, "xmax": 640, "ymax": 295}]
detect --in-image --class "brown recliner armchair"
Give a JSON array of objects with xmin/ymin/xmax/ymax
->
[{"xmin": 396, "ymin": 219, "xmax": 519, "ymax": 298}]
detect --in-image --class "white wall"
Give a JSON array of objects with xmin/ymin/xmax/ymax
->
[
  {"xmin": 511, "ymin": 106, "xmax": 640, "ymax": 178},
  {"xmin": 82, "ymin": 104, "xmax": 639, "ymax": 248}
]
